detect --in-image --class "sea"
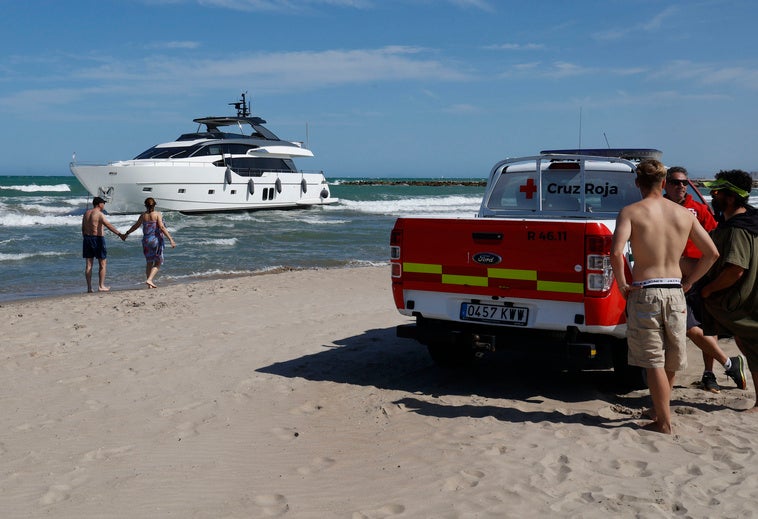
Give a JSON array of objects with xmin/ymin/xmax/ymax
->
[{"xmin": 0, "ymin": 175, "xmax": 485, "ymax": 302}]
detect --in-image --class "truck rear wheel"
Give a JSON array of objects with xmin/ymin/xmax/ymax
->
[
  {"xmin": 427, "ymin": 342, "xmax": 475, "ymax": 369},
  {"xmin": 611, "ymin": 338, "xmax": 646, "ymax": 390}
]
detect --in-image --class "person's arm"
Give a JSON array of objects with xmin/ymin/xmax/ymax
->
[
  {"xmin": 101, "ymin": 215, "xmax": 123, "ymax": 239},
  {"xmin": 682, "ymin": 216, "xmax": 719, "ymax": 292},
  {"xmin": 157, "ymin": 213, "xmax": 176, "ymax": 248},
  {"xmin": 701, "ymin": 263, "xmax": 744, "ymax": 298},
  {"xmin": 123, "ymin": 214, "xmax": 144, "ymax": 238},
  {"xmin": 611, "ymin": 209, "xmax": 632, "ymax": 298}
]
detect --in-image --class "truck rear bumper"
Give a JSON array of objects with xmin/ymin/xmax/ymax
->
[{"xmin": 397, "ymin": 319, "xmax": 610, "ymax": 367}]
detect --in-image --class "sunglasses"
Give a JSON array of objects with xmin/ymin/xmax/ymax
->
[{"xmin": 666, "ymin": 179, "xmax": 688, "ymax": 186}]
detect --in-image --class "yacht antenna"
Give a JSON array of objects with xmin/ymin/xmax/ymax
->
[
  {"xmin": 230, "ymin": 92, "xmax": 250, "ymax": 117},
  {"xmin": 578, "ymin": 106, "xmax": 582, "ymax": 150},
  {"xmin": 603, "ymin": 132, "xmax": 611, "ymax": 149}
]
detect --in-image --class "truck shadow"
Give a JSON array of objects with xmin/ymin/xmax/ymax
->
[{"xmin": 257, "ymin": 326, "xmax": 639, "ymax": 405}]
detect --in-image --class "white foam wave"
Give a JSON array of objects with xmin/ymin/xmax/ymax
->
[
  {"xmin": 0, "ymin": 251, "xmax": 67, "ymax": 262},
  {"xmin": 337, "ymin": 195, "xmax": 481, "ymax": 218},
  {"xmin": 20, "ymin": 204, "xmax": 76, "ymax": 215},
  {"xmin": 0, "ymin": 213, "xmax": 83, "ymax": 227},
  {"xmin": 192, "ymin": 238, "xmax": 238, "ymax": 246},
  {"xmin": 0, "ymin": 184, "xmax": 71, "ymax": 193}
]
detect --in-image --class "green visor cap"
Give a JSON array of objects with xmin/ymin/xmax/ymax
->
[{"xmin": 702, "ymin": 179, "xmax": 751, "ymax": 198}]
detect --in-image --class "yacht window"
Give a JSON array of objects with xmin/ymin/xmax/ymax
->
[
  {"xmin": 178, "ymin": 188, "xmax": 185, "ymax": 193},
  {"xmin": 222, "ymin": 157, "xmax": 297, "ymax": 177},
  {"xmin": 208, "ymin": 189, "xmax": 215, "ymax": 194},
  {"xmin": 134, "ymin": 145, "xmax": 201, "ymax": 159},
  {"xmin": 142, "ymin": 187, "xmax": 153, "ymax": 192}
]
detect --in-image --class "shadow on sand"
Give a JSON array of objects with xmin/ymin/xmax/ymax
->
[
  {"xmin": 259, "ymin": 326, "xmax": 634, "ymax": 404},
  {"xmin": 257, "ymin": 326, "xmax": 733, "ymax": 428}
]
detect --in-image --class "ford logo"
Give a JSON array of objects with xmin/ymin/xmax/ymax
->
[{"xmin": 473, "ymin": 252, "xmax": 502, "ymax": 265}]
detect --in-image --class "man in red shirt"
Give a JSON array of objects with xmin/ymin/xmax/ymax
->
[{"xmin": 664, "ymin": 166, "xmax": 746, "ymax": 392}]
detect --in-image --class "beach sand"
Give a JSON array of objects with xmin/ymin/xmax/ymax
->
[{"xmin": 2, "ymin": 265, "xmax": 756, "ymax": 518}]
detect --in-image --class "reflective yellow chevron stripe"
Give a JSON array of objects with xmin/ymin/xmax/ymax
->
[
  {"xmin": 403, "ymin": 262, "xmax": 442, "ymax": 274},
  {"xmin": 441, "ymin": 274, "xmax": 489, "ymax": 287},
  {"xmin": 402, "ymin": 262, "xmax": 583, "ymax": 294},
  {"xmin": 487, "ymin": 268, "xmax": 537, "ymax": 281},
  {"xmin": 537, "ymin": 280, "xmax": 584, "ymax": 294}
]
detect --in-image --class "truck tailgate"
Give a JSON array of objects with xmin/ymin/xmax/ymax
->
[{"xmin": 395, "ymin": 217, "xmax": 588, "ymax": 302}]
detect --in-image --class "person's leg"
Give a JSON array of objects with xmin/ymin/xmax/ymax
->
[
  {"xmin": 644, "ymin": 367, "xmax": 673, "ymax": 434},
  {"xmin": 146, "ymin": 262, "xmax": 159, "ymax": 288},
  {"xmin": 688, "ymin": 326, "xmax": 727, "ymax": 366},
  {"xmin": 734, "ymin": 338, "xmax": 756, "ymax": 408},
  {"xmin": 85, "ymin": 258, "xmax": 94, "ymax": 292},
  {"xmin": 98, "ymin": 258, "xmax": 109, "ymax": 291}
]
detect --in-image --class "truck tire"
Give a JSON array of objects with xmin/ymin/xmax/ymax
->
[
  {"xmin": 427, "ymin": 342, "xmax": 475, "ymax": 369},
  {"xmin": 611, "ymin": 338, "xmax": 646, "ymax": 390}
]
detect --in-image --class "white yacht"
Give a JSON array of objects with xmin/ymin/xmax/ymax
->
[{"xmin": 70, "ymin": 94, "xmax": 338, "ymax": 214}]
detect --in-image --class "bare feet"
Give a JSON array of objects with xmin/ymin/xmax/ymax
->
[
  {"xmin": 146, "ymin": 281, "xmax": 157, "ymax": 289},
  {"xmin": 98, "ymin": 286, "xmax": 110, "ymax": 292},
  {"xmin": 642, "ymin": 421, "xmax": 672, "ymax": 435},
  {"xmin": 87, "ymin": 288, "xmax": 94, "ymax": 293}
]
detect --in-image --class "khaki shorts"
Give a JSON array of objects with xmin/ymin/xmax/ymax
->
[{"xmin": 626, "ymin": 287, "xmax": 687, "ymax": 371}]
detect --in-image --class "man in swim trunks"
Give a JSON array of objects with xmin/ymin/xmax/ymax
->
[
  {"xmin": 700, "ymin": 170, "xmax": 758, "ymax": 412},
  {"xmin": 82, "ymin": 196, "xmax": 123, "ymax": 292},
  {"xmin": 664, "ymin": 166, "xmax": 746, "ymax": 393},
  {"xmin": 611, "ymin": 159, "xmax": 719, "ymax": 434}
]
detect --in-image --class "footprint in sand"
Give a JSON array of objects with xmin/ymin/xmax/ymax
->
[
  {"xmin": 609, "ymin": 458, "xmax": 652, "ymax": 478},
  {"xmin": 443, "ymin": 469, "xmax": 485, "ymax": 491},
  {"xmin": 39, "ymin": 468, "xmax": 89, "ymax": 505},
  {"xmin": 252, "ymin": 493, "xmax": 289, "ymax": 517},
  {"xmin": 81, "ymin": 445, "xmax": 134, "ymax": 462},
  {"xmin": 352, "ymin": 503, "xmax": 405, "ymax": 519},
  {"xmin": 296, "ymin": 456, "xmax": 335, "ymax": 475}
]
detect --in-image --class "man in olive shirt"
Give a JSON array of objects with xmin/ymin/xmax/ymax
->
[
  {"xmin": 701, "ymin": 170, "xmax": 758, "ymax": 412},
  {"xmin": 82, "ymin": 196, "xmax": 123, "ymax": 292}
]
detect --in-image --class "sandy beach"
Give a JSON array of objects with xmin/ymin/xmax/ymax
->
[{"xmin": 2, "ymin": 265, "xmax": 757, "ymax": 518}]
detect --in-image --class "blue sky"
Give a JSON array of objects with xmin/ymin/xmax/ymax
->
[{"xmin": 1, "ymin": 0, "xmax": 756, "ymax": 178}]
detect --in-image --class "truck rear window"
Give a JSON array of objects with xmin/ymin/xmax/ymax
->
[{"xmin": 485, "ymin": 168, "xmax": 641, "ymax": 214}]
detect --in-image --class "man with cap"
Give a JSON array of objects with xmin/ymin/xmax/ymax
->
[
  {"xmin": 664, "ymin": 166, "xmax": 746, "ymax": 393},
  {"xmin": 82, "ymin": 196, "xmax": 124, "ymax": 292},
  {"xmin": 700, "ymin": 170, "xmax": 758, "ymax": 411}
]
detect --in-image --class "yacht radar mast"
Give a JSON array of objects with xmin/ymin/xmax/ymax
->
[{"xmin": 229, "ymin": 92, "xmax": 250, "ymax": 118}]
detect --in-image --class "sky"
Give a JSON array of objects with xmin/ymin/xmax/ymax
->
[{"xmin": 1, "ymin": 0, "xmax": 757, "ymax": 178}]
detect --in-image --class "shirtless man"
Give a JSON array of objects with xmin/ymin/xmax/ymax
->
[
  {"xmin": 82, "ymin": 196, "xmax": 123, "ymax": 292},
  {"xmin": 611, "ymin": 159, "xmax": 719, "ymax": 434}
]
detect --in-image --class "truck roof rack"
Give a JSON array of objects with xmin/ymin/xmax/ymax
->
[{"xmin": 539, "ymin": 148, "xmax": 662, "ymax": 161}]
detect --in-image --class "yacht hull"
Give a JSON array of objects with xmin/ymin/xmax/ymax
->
[{"xmin": 70, "ymin": 162, "xmax": 338, "ymax": 214}]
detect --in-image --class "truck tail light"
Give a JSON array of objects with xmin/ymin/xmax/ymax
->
[
  {"xmin": 390, "ymin": 228, "xmax": 402, "ymax": 279},
  {"xmin": 585, "ymin": 234, "xmax": 613, "ymax": 296}
]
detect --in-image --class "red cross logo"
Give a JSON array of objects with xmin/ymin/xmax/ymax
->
[{"xmin": 519, "ymin": 178, "xmax": 537, "ymax": 199}]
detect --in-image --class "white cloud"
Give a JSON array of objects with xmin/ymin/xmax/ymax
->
[
  {"xmin": 145, "ymin": 41, "xmax": 202, "ymax": 49},
  {"xmin": 484, "ymin": 43, "xmax": 545, "ymax": 51}
]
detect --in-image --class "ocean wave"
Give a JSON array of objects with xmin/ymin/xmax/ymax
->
[
  {"xmin": 0, "ymin": 184, "xmax": 71, "ymax": 193},
  {"xmin": 0, "ymin": 213, "xmax": 83, "ymax": 227},
  {"xmin": 192, "ymin": 238, "xmax": 238, "ymax": 246},
  {"xmin": 336, "ymin": 195, "xmax": 481, "ymax": 217},
  {"xmin": 0, "ymin": 251, "xmax": 67, "ymax": 262}
]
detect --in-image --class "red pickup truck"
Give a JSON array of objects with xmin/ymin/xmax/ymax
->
[{"xmin": 390, "ymin": 149, "xmax": 708, "ymax": 384}]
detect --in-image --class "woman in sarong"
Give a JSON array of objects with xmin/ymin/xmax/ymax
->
[{"xmin": 124, "ymin": 197, "xmax": 176, "ymax": 288}]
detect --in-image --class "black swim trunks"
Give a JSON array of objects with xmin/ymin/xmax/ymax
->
[{"xmin": 82, "ymin": 235, "xmax": 107, "ymax": 259}]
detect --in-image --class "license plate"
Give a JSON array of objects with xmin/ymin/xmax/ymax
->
[{"xmin": 460, "ymin": 303, "xmax": 529, "ymax": 326}]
